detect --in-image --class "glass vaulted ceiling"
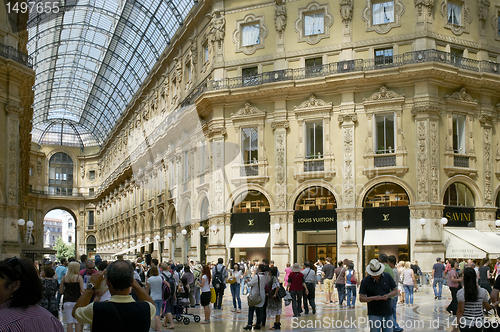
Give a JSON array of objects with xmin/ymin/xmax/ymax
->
[{"xmin": 28, "ymin": 0, "xmax": 195, "ymax": 147}]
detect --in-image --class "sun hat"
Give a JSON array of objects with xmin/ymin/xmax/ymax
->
[
  {"xmin": 366, "ymin": 259, "xmax": 384, "ymax": 276},
  {"xmin": 291, "ymin": 263, "xmax": 301, "ymax": 273}
]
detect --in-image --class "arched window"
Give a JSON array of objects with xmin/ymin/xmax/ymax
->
[
  {"xmin": 232, "ymin": 190, "xmax": 270, "ymax": 213},
  {"xmin": 363, "ymin": 182, "xmax": 409, "ymax": 207},
  {"xmin": 184, "ymin": 204, "xmax": 191, "ymax": 223},
  {"xmin": 443, "ymin": 183, "xmax": 474, "ymax": 207},
  {"xmin": 86, "ymin": 235, "xmax": 96, "ymax": 253},
  {"xmin": 48, "ymin": 152, "xmax": 74, "ymax": 195},
  {"xmin": 159, "ymin": 212, "xmax": 165, "ymax": 229},
  {"xmin": 200, "ymin": 197, "xmax": 209, "ymax": 220},
  {"xmin": 294, "ymin": 186, "xmax": 336, "ymax": 210}
]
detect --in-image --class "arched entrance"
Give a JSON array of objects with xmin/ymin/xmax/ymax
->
[
  {"xmin": 443, "ymin": 182, "xmax": 475, "ymax": 227},
  {"xmin": 229, "ymin": 190, "xmax": 271, "ymax": 262},
  {"xmin": 293, "ymin": 186, "xmax": 337, "ymax": 265},
  {"xmin": 86, "ymin": 235, "xmax": 96, "ymax": 254},
  {"xmin": 199, "ymin": 197, "xmax": 209, "ymax": 263},
  {"xmin": 362, "ymin": 182, "xmax": 410, "ymax": 268}
]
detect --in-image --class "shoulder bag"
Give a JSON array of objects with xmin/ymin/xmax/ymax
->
[{"xmin": 247, "ymin": 274, "xmax": 262, "ymax": 307}]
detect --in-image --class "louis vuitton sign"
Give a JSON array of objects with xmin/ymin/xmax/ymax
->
[
  {"xmin": 231, "ymin": 212, "xmax": 270, "ymax": 234},
  {"xmin": 294, "ymin": 210, "xmax": 337, "ymax": 231},
  {"xmin": 362, "ymin": 206, "xmax": 410, "ymax": 230}
]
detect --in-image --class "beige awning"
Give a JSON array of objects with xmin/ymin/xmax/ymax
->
[
  {"xmin": 444, "ymin": 228, "xmax": 500, "ymax": 259},
  {"xmin": 228, "ymin": 233, "xmax": 269, "ymax": 248},
  {"xmin": 113, "ymin": 242, "xmax": 153, "ymax": 256},
  {"xmin": 363, "ymin": 229, "xmax": 408, "ymax": 246}
]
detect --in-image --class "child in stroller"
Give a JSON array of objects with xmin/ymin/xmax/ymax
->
[{"xmin": 174, "ymin": 278, "xmax": 201, "ymax": 325}]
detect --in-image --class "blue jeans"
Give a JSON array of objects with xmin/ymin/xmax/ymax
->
[
  {"xmin": 368, "ymin": 315, "xmax": 394, "ymax": 332},
  {"xmin": 230, "ymin": 282, "xmax": 241, "ymax": 309},
  {"xmin": 390, "ymin": 297, "xmax": 402, "ymax": 331},
  {"xmin": 336, "ymin": 283, "xmax": 346, "ymax": 305},
  {"xmin": 433, "ymin": 277, "xmax": 443, "ymax": 297},
  {"xmin": 240, "ymin": 277, "xmax": 246, "ymax": 295},
  {"xmin": 346, "ymin": 286, "xmax": 356, "ymax": 307},
  {"xmin": 404, "ymin": 285, "xmax": 414, "ymax": 304}
]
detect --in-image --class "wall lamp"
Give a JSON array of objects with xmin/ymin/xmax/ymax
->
[
  {"xmin": 342, "ymin": 220, "xmax": 350, "ymax": 232},
  {"xmin": 181, "ymin": 229, "xmax": 188, "ymax": 236},
  {"xmin": 210, "ymin": 225, "xmax": 219, "ymax": 235},
  {"xmin": 489, "ymin": 219, "xmax": 500, "ymax": 230},
  {"xmin": 198, "ymin": 226, "xmax": 205, "ymax": 233},
  {"xmin": 154, "ymin": 235, "xmax": 161, "ymax": 241},
  {"xmin": 274, "ymin": 223, "xmax": 282, "ymax": 233},
  {"xmin": 435, "ymin": 217, "xmax": 448, "ymax": 228},
  {"xmin": 419, "ymin": 218, "xmax": 426, "ymax": 229}
]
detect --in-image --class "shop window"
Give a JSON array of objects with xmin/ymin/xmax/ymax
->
[
  {"xmin": 86, "ymin": 235, "xmax": 96, "ymax": 253},
  {"xmin": 89, "ymin": 170, "xmax": 95, "ymax": 180},
  {"xmin": 375, "ymin": 113, "xmax": 395, "ymax": 154},
  {"xmin": 443, "ymin": 182, "xmax": 474, "ymax": 206},
  {"xmin": 447, "ymin": 3, "xmax": 461, "ymax": 25},
  {"xmin": 232, "ymin": 190, "xmax": 270, "ymax": 213},
  {"xmin": 295, "ymin": 187, "xmax": 336, "ymax": 211},
  {"xmin": 452, "ymin": 114, "xmax": 466, "ymax": 154},
  {"xmin": 305, "ymin": 57, "xmax": 323, "ymax": 75},
  {"xmin": 375, "ymin": 48, "xmax": 393, "ymax": 66},
  {"xmin": 363, "ymin": 182, "xmax": 409, "ymax": 207},
  {"xmin": 48, "ymin": 152, "xmax": 73, "ymax": 196},
  {"xmin": 373, "ymin": 1, "xmax": 395, "ymax": 25},
  {"xmin": 304, "ymin": 12, "xmax": 324, "ymax": 36}
]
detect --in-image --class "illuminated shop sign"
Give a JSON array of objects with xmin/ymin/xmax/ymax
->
[{"xmin": 294, "ymin": 210, "xmax": 337, "ymax": 231}]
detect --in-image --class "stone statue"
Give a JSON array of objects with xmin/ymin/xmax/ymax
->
[{"xmin": 274, "ymin": 0, "xmax": 287, "ymax": 36}]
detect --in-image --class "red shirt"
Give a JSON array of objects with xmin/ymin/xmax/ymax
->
[
  {"xmin": 287, "ymin": 272, "xmax": 304, "ymax": 291},
  {"xmin": 79, "ymin": 268, "xmax": 98, "ymax": 276}
]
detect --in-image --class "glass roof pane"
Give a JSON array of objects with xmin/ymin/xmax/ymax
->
[{"xmin": 28, "ymin": 0, "xmax": 196, "ymax": 147}]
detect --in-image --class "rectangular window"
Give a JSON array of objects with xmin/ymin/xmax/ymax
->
[
  {"xmin": 305, "ymin": 57, "xmax": 323, "ymax": 75},
  {"xmin": 204, "ymin": 44, "xmax": 209, "ymax": 63},
  {"xmin": 199, "ymin": 142, "xmax": 206, "ymax": 173},
  {"xmin": 57, "ymin": 228, "xmax": 61, "ymax": 232},
  {"xmin": 375, "ymin": 113, "xmax": 395, "ymax": 153},
  {"xmin": 186, "ymin": 63, "xmax": 191, "ymax": 81},
  {"xmin": 375, "ymin": 48, "xmax": 393, "ymax": 65},
  {"xmin": 88, "ymin": 210, "xmax": 94, "ymax": 226},
  {"xmin": 170, "ymin": 161, "xmax": 176, "ymax": 186},
  {"xmin": 89, "ymin": 170, "xmax": 95, "ymax": 180},
  {"xmin": 242, "ymin": 127, "xmax": 258, "ymax": 164},
  {"xmin": 453, "ymin": 114, "xmax": 466, "ymax": 154},
  {"xmin": 68, "ymin": 236, "xmax": 72, "ymax": 242},
  {"xmin": 304, "ymin": 12, "xmax": 324, "ymax": 36},
  {"xmin": 89, "ymin": 188, "xmax": 94, "ymax": 195},
  {"xmin": 305, "ymin": 121, "xmax": 323, "ymax": 159},
  {"xmin": 242, "ymin": 66, "xmax": 259, "ymax": 86},
  {"xmin": 183, "ymin": 151, "xmax": 190, "ymax": 181},
  {"xmin": 448, "ymin": 3, "xmax": 462, "ymax": 25},
  {"xmin": 69, "ymin": 223, "xmax": 72, "ymax": 228},
  {"xmin": 241, "ymin": 24, "xmax": 260, "ymax": 47},
  {"xmin": 29, "ymin": 167, "xmax": 32, "ymax": 176},
  {"xmin": 373, "ymin": 1, "xmax": 395, "ymax": 25}
]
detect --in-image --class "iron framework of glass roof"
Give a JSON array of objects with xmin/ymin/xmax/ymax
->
[{"xmin": 28, "ymin": 0, "xmax": 196, "ymax": 148}]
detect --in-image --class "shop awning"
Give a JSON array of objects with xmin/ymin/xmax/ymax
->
[
  {"xmin": 228, "ymin": 233, "xmax": 269, "ymax": 248},
  {"xmin": 443, "ymin": 228, "xmax": 500, "ymax": 259},
  {"xmin": 21, "ymin": 246, "xmax": 57, "ymax": 255},
  {"xmin": 363, "ymin": 229, "xmax": 408, "ymax": 246},
  {"xmin": 113, "ymin": 242, "xmax": 153, "ymax": 256}
]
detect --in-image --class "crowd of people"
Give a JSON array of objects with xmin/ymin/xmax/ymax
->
[{"xmin": 1, "ymin": 254, "xmax": 500, "ymax": 332}]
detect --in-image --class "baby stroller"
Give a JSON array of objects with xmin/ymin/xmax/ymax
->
[{"xmin": 174, "ymin": 285, "xmax": 200, "ymax": 325}]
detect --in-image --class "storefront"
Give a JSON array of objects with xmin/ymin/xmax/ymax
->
[
  {"xmin": 362, "ymin": 182, "xmax": 410, "ymax": 268},
  {"xmin": 294, "ymin": 187, "xmax": 337, "ymax": 265},
  {"xmin": 442, "ymin": 182, "xmax": 475, "ymax": 227},
  {"xmin": 229, "ymin": 190, "xmax": 270, "ymax": 262}
]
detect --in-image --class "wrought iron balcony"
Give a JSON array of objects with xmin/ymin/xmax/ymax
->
[
  {"xmin": 374, "ymin": 155, "xmax": 397, "ymax": 167},
  {"xmin": 0, "ymin": 43, "xmax": 33, "ymax": 68},
  {"xmin": 454, "ymin": 155, "xmax": 469, "ymax": 168},
  {"xmin": 304, "ymin": 160, "xmax": 325, "ymax": 172},
  {"xmin": 240, "ymin": 164, "xmax": 259, "ymax": 177}
]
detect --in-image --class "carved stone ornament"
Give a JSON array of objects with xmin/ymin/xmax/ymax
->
[
  {"xmin": 338, "ymin": 114, "xmax": 358, "ymax": 124},
  {"xmin": 445, "ymin": 88, "xmax": 476, "ymax": 103},
  {"xmin": 439, "ymin": 0, "xmax": 472, "ymax": 35},
  {"xmin": 411, "ymin": 102, "xmax": 441, "ymax": 116},
  {"xmin": 207, "ymin": 11, "xmax": 225, "ymax": 49},
  {"xmin": 415, "ymin": 0, "xmax": 434, "ymax": 16},
  {"xmin": 478, "ymin": 0, "xmax": 490, "ymax": 31},
  {"xmin": 479, "ymin": 114, "xmax": 493, "ymax": 127},
  {"xmin": 271, "ymin": 120, "xmax": 289, "ymax": 130},
  {"xmin": 295, "ymin": 95, "xmax": 331, "ymax": 109},
  {"xmin": 364, "ymin": 86, "xmax": 405, "ymax": 101},
  {"xmin": 491, "ymin": 7, "xmax": 500, "ymax": 41},
  {"xmin": 174, "ymin": 57, "xmax": 182, "ymax": 84},
  {"xmin": 232, "ymin": 103, "xmax": 266, "ymax": 117},
  {"xmin": 340, "ymin": 0, "xmax": 353, "ymax": 27},
  {"xmin": 362, "ymin": 0, "xmax": 406, "ymax": 34},
  {"xmin": 294, "ymin": 1, "xmax": 334, "ymax": 45},
  {"xmin": 274, "ymin": 0, "xmax": 287, "ymax": 37}
]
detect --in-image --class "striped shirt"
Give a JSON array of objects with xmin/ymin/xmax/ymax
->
[
  {"xmin": 0, "ymin": 300, "xmax": 64, "ymax": 332},
  {"xmin": 457, "ymin": 287, "xmax": 490, "ymax": 327}
]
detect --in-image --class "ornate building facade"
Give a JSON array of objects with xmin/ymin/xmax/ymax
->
[{"xmin": 11, "ymin": 0, "xmax": 500, "ymax": 272}]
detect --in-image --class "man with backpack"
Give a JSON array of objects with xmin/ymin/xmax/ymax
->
[
  {"xmin": 159, "ymin": 262, "xmax": 177, "ymax": 328},
  {"xmin": 212, "ymin": 257, "xmax": 228, "ymax": 309}
]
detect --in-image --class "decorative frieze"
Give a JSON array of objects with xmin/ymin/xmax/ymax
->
[{"xmin": 416, "ymin": 120, "xmax": 428, "ymax": 202}]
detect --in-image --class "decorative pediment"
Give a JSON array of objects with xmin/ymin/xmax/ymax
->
[
  {"xmin": 295, "ymin": 95, "xmax": 331, "ymax": 109},
  {"xmin": 294, "ymin": 95, "xmax": 333, "ymax": 118},
  {"xmin": 86, "ymin": 203, "xmax": 96, "ymax": 209},
  {"xmin": 364, "ymin": 86, "xmax": 404, "ymax": 102},
  {"xmin": 445, "ymin": 88, "xmax": 477, "ymax": 103},
  {"xmin": 230, "ymin": 103, "xmax": 266, "ymax": 124}
]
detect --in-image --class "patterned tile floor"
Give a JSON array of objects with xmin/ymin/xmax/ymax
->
[{"xmin": 59, "ymin": 285, "xmax": 469, "ymax": 332}]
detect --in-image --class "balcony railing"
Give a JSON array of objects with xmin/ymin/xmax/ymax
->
[
  {"xmin": 304, "ymin": 160, "xmax": 325, "ymax": 172},
  {"xmin": 28, "ymin": 189, "xmax": 95, "ymax": 198},
  {"xmin": 204, "ymin": 50, "xmax": 497, "ymax": 92},
  {"xmin": 0, "ymin": 43, "xmax": 33, "ymax": 68},
  {"xmin": 87, "ymin": 225, "xmax": 94, "ymax": 231},
  {"xmin": 374, "ymin": 155, "xmax": 397, "ymax": 167},
  {"xmin": 240, "ymin": 164, "xmax": 259, "ymax": 177},
  {"xmin": 454, "ymin": 155, "xmax": 469, "ymax": 168}
]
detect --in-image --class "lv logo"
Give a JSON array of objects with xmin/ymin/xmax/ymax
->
[
  {"xmin": 248, "ymin": 219, "xmax": 254, "ymax": 226},
  {"xmin": 382, "ymin": 214, "xmax": 390, "ymax": 221}
]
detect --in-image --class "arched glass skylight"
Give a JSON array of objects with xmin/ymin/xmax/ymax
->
[{"xmin": 28, "ymin": 0, "xmax": 196, "ymax": 147}]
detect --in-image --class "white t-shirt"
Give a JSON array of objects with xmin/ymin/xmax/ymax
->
[
  {"xmin": 201, "ymin": 275, "xmax": 210, "ymax": 292},
  {"xmin": 147, "ymin": 275, "xmax": 163, "ymax": 301},
  {"xmin": 457, "ymin": 286, "xmax": 489, "ymax": 327}
]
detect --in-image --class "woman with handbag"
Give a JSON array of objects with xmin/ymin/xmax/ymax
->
[
  {"xmin": 244, "ymin": 264, "xmax": 266, "ymax": 330},
  {"xmin": 267, "ymin": 266, "xmax": 283, "ymax": 330},
  {"xmin": 198, "ymin": 265, "xmax": 212, "ymax": 324},
  {"xmin": 287, "ymin": 263, "xmax": 309, "ymax": 318},
  {"xmin": 345, "ymin": 262, "xmax": 357, "ymax": 309},
  {"xmin": 228, "ymin": 263, "xmax": 242, "ymax": 313}
]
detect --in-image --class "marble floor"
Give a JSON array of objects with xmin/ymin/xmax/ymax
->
[{"xmin": 58, "ymin": 285, "xmax": 490, "ymax": 332}]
